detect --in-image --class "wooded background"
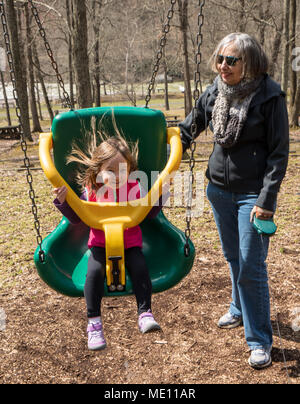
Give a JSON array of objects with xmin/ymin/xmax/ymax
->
[{"xmin": 0, "ymin": 0, "xmax": 299, "ymax": 140}]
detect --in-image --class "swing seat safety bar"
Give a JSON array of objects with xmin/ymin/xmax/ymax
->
[{"xmin": 39, "ymin": 127, "xmax": 182, "ymax": 290}]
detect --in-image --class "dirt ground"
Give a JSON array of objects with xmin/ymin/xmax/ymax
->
[{"xmin": 0, "ymin": 129, "xmax": 299, "ymax": 385}]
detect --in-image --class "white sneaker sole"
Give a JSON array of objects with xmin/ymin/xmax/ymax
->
[
  {"xmin": 248, "ymin": 356, "xmax": 272, "ymax": 369},
  {"xmin": 218, "ymin": 318, "xmax": 242, "ymax": 329},
  {"xmin": 139, "ymin": 322, "xmax": 161, "ymax": 334}
]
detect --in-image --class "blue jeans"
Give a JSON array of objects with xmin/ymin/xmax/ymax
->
[{"xmin": 206, "ymin": 182, "xmax": 273, "ymax": 351}]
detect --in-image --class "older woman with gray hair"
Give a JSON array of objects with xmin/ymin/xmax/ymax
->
[{"xmin": 179, "ymin": 33, "xmax": 289, "ymax": 369}]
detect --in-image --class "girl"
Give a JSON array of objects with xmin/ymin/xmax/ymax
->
[{"xmin": 53, "ymin": 126, "xmax": 165, "ymax": 351}]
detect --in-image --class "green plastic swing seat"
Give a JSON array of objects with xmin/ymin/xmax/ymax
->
[{"xmin": 34, "ymin": 107, "xmax": 195, "ymax": 297}]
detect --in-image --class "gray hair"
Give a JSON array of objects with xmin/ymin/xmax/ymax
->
[{"xmin": 211, "ymin": 33, "xmax": 269, "ymax": 79}]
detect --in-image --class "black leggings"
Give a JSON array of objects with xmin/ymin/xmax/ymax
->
[{"xmin": 84, "ymin": 246, "xmax": 152, "ymax": 317}]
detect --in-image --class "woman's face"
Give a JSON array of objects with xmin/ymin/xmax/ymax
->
[
  {"xmin": 217, "ymin": 42, "xmax": 244, "ymax": 86},
  {"xmin": 99, "ymin": 152, "xmax": 129, "ymax": 189}
]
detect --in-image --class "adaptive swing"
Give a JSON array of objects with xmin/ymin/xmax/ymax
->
[
  {"xmin": 1, "ymin": 0, "xmax": 206, "ymax": 298},
  {"xmin": 35, "ymin": 0, "xmax": 201, "ymax": 298},
  {"xmin": 36, "ymin": 106, "xmax": 195, "ymax": 296}
]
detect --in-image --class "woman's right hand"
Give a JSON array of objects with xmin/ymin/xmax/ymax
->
[
  {"xmin": 53, "ymin": 186, "xmax": 68, "ymax": 204},
  {"xmin": 250, "ymin": 205, "xmax": 273, "ymax": 222}
]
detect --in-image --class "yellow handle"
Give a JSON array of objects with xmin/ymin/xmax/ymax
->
[
  {"xmin": 102, "ymin": 223, "xmax": 125, "ymax": 287},
  {"xmin": 39, "ymin": 127, "xmax": 182, "ymax": 230}
]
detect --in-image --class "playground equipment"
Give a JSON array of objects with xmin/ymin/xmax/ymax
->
[
  {"xmin": 0, "ymin": 0, "xmax": 205, "ymax": 296},
  {"xmin": 35, "ymin": 106, "xmax": 195, "ymax": 296}
]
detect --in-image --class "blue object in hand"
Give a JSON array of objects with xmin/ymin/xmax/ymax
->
[{"xmin": 252, "ymin": 214, "xmax": 277, "ymax": 236}]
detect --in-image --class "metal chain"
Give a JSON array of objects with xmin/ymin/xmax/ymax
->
[
  {"xmin": 28, "ymin": 0, "xmax": 72, "ymax": 109},
  {"xmin": 144, "ymin": 0, "xmax": 176, "ymax": 108},
  {"xmin": 0, "ymin": 1, "xmax": 45, "ymax": 262},
  {"xmin": 184, "ymin": 0, "xmax": 205, "ymax": 257}
]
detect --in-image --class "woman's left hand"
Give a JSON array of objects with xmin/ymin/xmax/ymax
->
[{"xmin": 250, "ymin": 206, "xmax": 274, "ymax": 222}]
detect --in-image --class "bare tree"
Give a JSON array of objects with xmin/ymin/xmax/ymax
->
[
  {"xmin": 5, "ymin": 0, "xmax": 32, "ymax": 140},
  {"xmin": 178, "ymin": 0, "xmax": 192, "ymax": 116},
  {"xmin": 163, "ymin": 49, "xmax": 170, "ymax": 111},
  {"xmin": 290, "ymin": 76, "xmax": 300, "ymax": 126},
  {"xmin": 0, "ymin": 70, "xmax": 11, "ymax": 125},
  {"xmin": 1, "ymin": 0, "xmax": 297, "ymax": 125},
  {"xmin": 289, "ymin": 0, "xmax": 299, "ymax": 126},
  {"xmin": 66, "ymin": 0, "xmax": 75, "ymax": 108},
  {"xmin": 71, "ymin": 0, "xmax": 92, "ymax": 108},
  {"xmin": 281, "ymin": 0, "xmax": 290, "ymax": 93},
  {"xmin": 257, "ymin": 0, "xmax": 269, "ymax": 46},
  {"xmin": 91, "ymin": 0, "xmax": 101, "ymax": 107},
  {"xmin": 32, "ymin": 42, "xmax": 54, "ymax": 122},
  {"xmin": 289, "ymin": 0, "xmax": 297, "ymax": 108},
  {"xmin": 237, "ymin": 0, "xmax": 247, "ymax": 32},
  {"xmin": 24, "ymin": 3, "xmax": 42, "ymax": 132},
  {"xmin": 268, "ymin": 17, "xmax": 283, "ymax": 78}
]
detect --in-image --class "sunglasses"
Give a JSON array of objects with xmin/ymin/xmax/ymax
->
[{"xmin": 217, "ymin": 54, "xmax": 242, "ymax": 66}]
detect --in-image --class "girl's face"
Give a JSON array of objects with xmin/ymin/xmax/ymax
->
[
  {"xmin": 217, "ymin": 42, "xmax": 244, "ymax": 86},
  {"xmin": 99, "ymin": 152, "xmax": 129, "ymax": 189}
]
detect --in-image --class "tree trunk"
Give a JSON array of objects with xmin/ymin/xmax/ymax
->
[
  {"xmin": 32, "ymin": 43, "xmax": 54, "ymax": 122},
  {"xmin": 268, "ymin": 17, "xmax": 283, "ymax": 79},
  {"xmin": 289, "ymin": 0, "xmax": 297, "ymax": 108},
  {"xmin": 281, "ymin": 0, "xmax": 290, "ymax": 93},
  {"xmin": 163, "ymin": 50, "xmax": 170, "ymax": 111},
  {"xmin": 66, "ymin": 0, "xmax": 75, "ymax": 108},
  {"xmin": 5, "ymin": 0, "xmax": 32, "ymax": 141},
  {"xmin": 0, "ymin": 71, "xmax": 11, "ymax": 126},
  {"xmin": 178, "ymin": 0, "xmax": 192, "ymax": 117},
  {"xmin": 93, "ymin": 52, "xmax": 101, "ymax": 107},
  {"xmin": 24, "ymin": 3, "xmax": 42, "ymax": 133},
  {"xmin": 237, "ymin": 0, "xmax": 247, "ymax": 32},
  {"xmin": 92, "ymin": 0, "xmax": 101, "ymax": 107},
  {"xmin": 290, "ymin": 76, "xmax": 300, "ymax": 127},
  {"xmin": 257, "ymin": 0, "xmax": 272, "ymax": 46},
  {"xmin": 71, "ymin": 0, "xmax": 92, "ymax": 108}
]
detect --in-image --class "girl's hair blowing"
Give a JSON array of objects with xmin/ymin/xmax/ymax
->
[{"xmin": 66, "ymin": 114, "xmax": 139, "ymax": 193}]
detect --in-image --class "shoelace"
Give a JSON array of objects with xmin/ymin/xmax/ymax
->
[
  {"xmin": 139, "ymin": 313, "xmax": 154, "ymax": 324},
  {"xmin": 252, "ymin": 349, "xmax": 268, "ymax": 357},
  {"xmin": 88, "ymin": 323, "xmax": 103, "ymax": 337}
]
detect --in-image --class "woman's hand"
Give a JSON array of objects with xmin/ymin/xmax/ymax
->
[
  {"xmin": 250, "ymin": 205, "xmax": 273, "ymax": 222},
  {"xmin": 53, "ymin": 186, "xmax": 68, "ymax": 204}
]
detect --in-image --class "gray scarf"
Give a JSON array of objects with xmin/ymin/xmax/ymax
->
[{"xmin": 212, "ymin": 75, "xmax": 263, "ymax": 148}]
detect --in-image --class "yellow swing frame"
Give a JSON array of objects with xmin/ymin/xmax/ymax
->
[{"xmin": 39, "ymin": 126, "xmax": 182, "ymax": 290}]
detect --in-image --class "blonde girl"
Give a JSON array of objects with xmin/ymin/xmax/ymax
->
[{"xmin": 53, "ymin": 125, "xmax": 164, "ymax": 350}]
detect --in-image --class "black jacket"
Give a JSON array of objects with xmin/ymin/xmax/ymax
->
[{"xmin": 179, "ymin": 74, "xmax": 289, "ymax": 211}]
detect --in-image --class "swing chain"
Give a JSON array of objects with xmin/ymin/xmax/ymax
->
[
  {"xmin": 184, "ymin": 0, "xmax": 205, "ymax": 257},
  {"xmin": 144, "ymin": 0, "xmax": 177, "ymax": 108},
  {"xmin": 27, "ymin": 0, "xmax": 72, "ymax": 110},
  {"xmin": 0, "ymin": 1, "xmax": 45, "ymax": 262}
]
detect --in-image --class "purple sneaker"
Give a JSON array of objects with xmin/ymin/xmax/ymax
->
[
  {"xmin": 138, "ymin": 311, "xmax": 161, "ymax": 334},
  {"xmin": 87, "ymin": 321, "xmax": 106, "ymax": 351}
]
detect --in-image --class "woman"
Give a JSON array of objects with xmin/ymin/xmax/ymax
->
[{"xmin": 179, "ymin": 33, "xmax": 289, "ymax": 369}]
